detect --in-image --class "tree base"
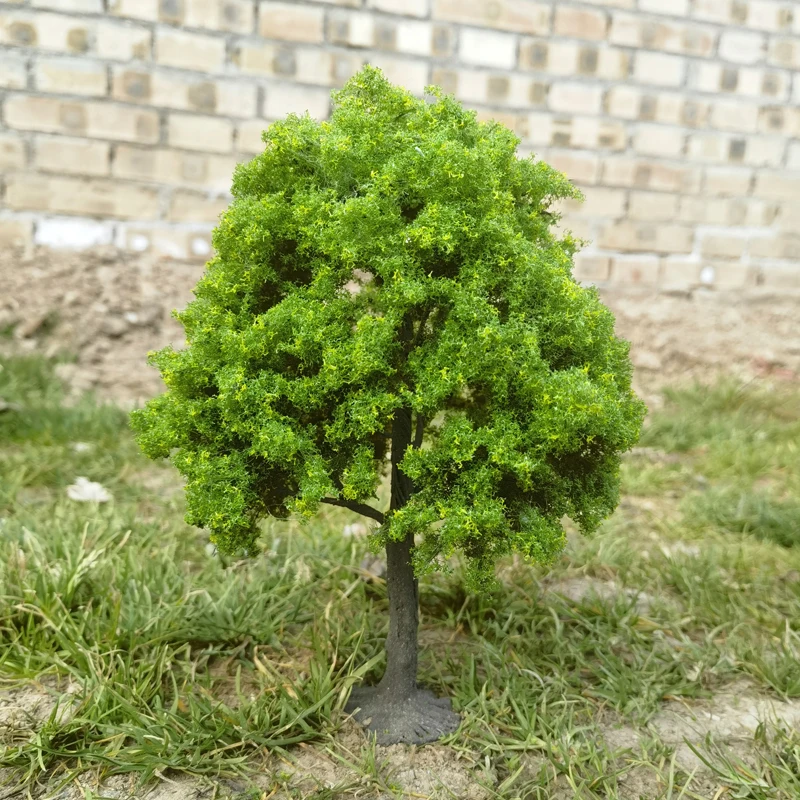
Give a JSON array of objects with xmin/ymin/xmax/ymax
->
[{"xmin": 345, "ymin": 685, "xmax": 461, "ymax": 745}]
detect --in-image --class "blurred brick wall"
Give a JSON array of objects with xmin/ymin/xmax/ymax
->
[{"xmin": 0, "ymin": 0, "xmax": 798, "ymax": 293}]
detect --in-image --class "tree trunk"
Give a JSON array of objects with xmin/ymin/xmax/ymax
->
[
  {"xmin": 377, "ymin": 405, "xmax": 419, "ymax": 699},
  {"xmin": 344, "ymin": 336, "xmax": 460, "ymax": 743}
]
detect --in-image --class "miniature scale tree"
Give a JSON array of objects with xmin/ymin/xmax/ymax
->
[{"xmin": 131, "ymin": 67, "xmax": 645, "ymax": 745}]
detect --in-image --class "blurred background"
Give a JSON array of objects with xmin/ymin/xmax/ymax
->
[{"xmin": 0, "ymin": 0, "xmax": 798, "ymax": 404}]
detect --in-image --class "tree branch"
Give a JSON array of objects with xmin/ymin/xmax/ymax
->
[
  {"xmin": 321, "ymin": 497, "xmax": 385, "ymax": 525},
  {"xmin": 413, "ymin": 414, "xmax": 425, "ymax": 449}
]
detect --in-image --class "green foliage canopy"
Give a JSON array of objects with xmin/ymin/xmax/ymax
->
[{"xmin": 131, "ymin": 67, "xmax": 646, "ymax": 590}]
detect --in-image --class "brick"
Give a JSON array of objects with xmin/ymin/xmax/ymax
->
[
  {"xmin": 695, "ymin": 62, "xmax": 790, "ymax": 99},
  {"xmin": 519, "ymin": 40, "xmax": 579, "ymax": 74},
  {"xmin": 477, "ymin": 109, "xmax": 529, "ymax": 140},
  {"xmin": 719, "ymin": 30, "xmax": 766, "ymax": 65},
  {"xmin": 327, "ymin": 11, "xmax": 375, "ymax": 47},
  {"xmin": 563, "ymin": 118, "xmax": 626, "ymax": 151},
  {"xmin": 601, "ymin": 222, "xmax": 693, "ymax": 254},
  {"xmin": 107, "ymin": 0, "xmax": 158, "ymax": 22},
  {"xmin": 610, "ymin": 14, "xmax": 716, "ymax": 57},
  {"xmin": 395, "ymin": 21, "xmax": 433, "ymax": 57},
  {"xmin": 680, "ymin": 25, "xmax": 717, "ymax": 57},
  {"xmin": 693, "ymin": 0, "xmax": 734, "ymax": 23},
  {"xmin": 264, "ymin": 82, "xmax": 331, "ymax": 119},
  {"xmin": 35, "ymin": 218, "xmax": 115, "ymax": 249},
  {"xmin": 687, "ymin": 132, "xmax": 729, "ymax": 163},
  {"xmin": 702, "ymin": 235, "xmax": 746, "ymax": 259},
  {"xmin": 639, "ymin": 0, "xmax": 690, "ymax": 14},
  {"xmin": 704, "ymin": 167, "xmax": 754, "ymax": 195},
  {"xmin": 236, "ymin": 42, "xmax": 356, "ymax": 85},
  {"xmin": 0, "ymin": 52, "xmax": 27, "ymax": 89},
  {"xmin": 4, "ymin": 95, "xmax": 159, "ymax": 143},
  {"xmin": 168, "ymin": 113, "xmax": 233, "ymax": 153},
  {"xmin": 301, "ymin": 49, "xmax": 362, "ymax": 87},
  {"xmin": 367, "ymin": 55, "xmax": 429, "ymax": 94},
  {"xmin": 520, "ymin": 112, "xmax": 552, "ymax": 146},
  {"xmin": 433, "ymin": 0, "xmax": 550, "ymax": 35},
  {"xmin": 111, "ymin": 69, "xmax": 258, "ymax": 118},
  {"xmin": 156, "ymin": 29, "xmax": 226, "ymax": 72},
  {"xmin": 0, "ymin": 219, "xmax": 33, "ymax": 250},
  {"xmin": 168, "ymin": 190, "xmax": 229, "ymax": 223},
  {"xmin": 787, "ymin": 142, "xmax": 800, "ymax": 170},
  {"xmin": 659, "ymin": 255, "xmax": 702, "ymax": 289},
  {"xmin": 182, "ymin": 0, "xmax": 254, "ymax": 34},
  {"xmin": 706, "ymin": 262, "xmax": 753, "ymax": 289},
  {"xmin": 1, "ymin": 11, "xmax": 93, "ymax": 53},
  {"xmin": 747, "ymin": 0, "xmax": 794, "ymax": 32},
  {"xmin": 758, "ymin": 106, "xmax": 800, "ymax": 135},
  {"xmin": 594, "ymin": 47, "xmax": 629, "ymax": 80},
  {"xmin": 96, "ymin": 20, "xmax": 152, "ymax": 60},
  {"xmin": 367, "ymin": 0, "xmax": 429, "ymax": 16},
  {"xmin": 431, "ymin": 67, "xmax": 458, "ymax": 96},
  {"xmin": 561, "ymin": 187, "xmax": 627, "ymax": 218},
  {"xmin": 235, "ymin": 42, "xmax": 294, "ymax": 76},
  {"xmin": 603, "ymin": 157, "xmax": 702, "ymax": 194},
  {"xmin": 113, "ymin": 145, "xmax": 237, "ymax": 191},
  {"xmin": 741, "ymin": 135, "xmax": 785, "ymax": 167},
  {"xmin": 768, "ymin": 37, "xmax": 800, "ymax": 68},
  {"xmin": 634, "ymin": 51, "xmax": 686, "ymax": 87},
  {"xmin": 5, "ymin": 174, "xmax": 160, "ymax": 219},
  {"xmin": 632, "ymin": 125, "xmax": 685, "ymax": 157},
  {"xmin": 681, "ymin": 98, "xmax": 711, "ymax": 128},
  {"xmin": 572, "ymin": 254, "xmax": 611, "ymax": 283},
  {"xmin": 757, "ymin": 265, "xmax": 800, "ymax": 289},
  {"xmin": 608, "ymin": 12, "xmax": 639, "ymax": 47},
  {"xmin": 554, "ymin": 6, "xmax": 607, "ymax": 40},
  {"xmin": 34, "ymin": 136, "xmax": 109, "ymax": 175},
  {"xmin": 32, "ymin": 0, "xmax": 102, "ymax": 10},
  {"xmin": 577, "ymin": 0, "xmax": 633, "ymax": 7},
  {"xmin": 611, "ymin": 255, "xmax": 661, "ymax": 285},
  {"xmin": 547, "ymin": 83, "xmax": 603, "ymax": 115},
  {"xmin": 35, "ymin": 57, "xmax": 107, "ymax": 96},
  {"xmin": 0, "ymin": 133, "xmax": 26, "ymax": 171},
  {"xmin": 547, "ymin": 151, "xmax": 600, "ymax": 184},
  {"xmin": 605, "ymin": 86, "xmax": 641, "ymax": 119},
  {"xmin": 628, "ymin": 191, "xmax": 678, "ymax": 222},
  {"xmin": 459, "ymin": 27, "xmax": 516, "ymax": 69},
  {"xmin": 259, "ymin": 2, "xmax": 324, "ymax": 43},
  {"xmin": 710, "ymin": 99, "xmax": 760, "ymax": 132},
  {"xmin": 750, "ymin": 234, "xmax": 800, "ymax": 259},
  {"xmin": 554, "ymin": 215, "xmax": 593, "ymax": 242},
  {"xmin": 713, "ymin": 198, "xmax": 779, "ymax": 226}
]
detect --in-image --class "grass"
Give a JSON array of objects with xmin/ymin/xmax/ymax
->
[{"xmin": 1, "ymin": 355, "xmax": 799, "ymax": 799}]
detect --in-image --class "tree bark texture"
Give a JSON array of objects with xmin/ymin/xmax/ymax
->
[{"xmin": 378, "ymin": 405, "xmax": 419, "ymax": 699}]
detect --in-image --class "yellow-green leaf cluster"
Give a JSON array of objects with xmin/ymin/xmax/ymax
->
[{"xmin": 130, "ymin": 66, "xmax": 646, "ymax": 588}]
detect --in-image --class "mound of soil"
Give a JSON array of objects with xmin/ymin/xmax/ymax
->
[{"xmin": 2, "ymin": 246, "xmax": 798, "ymax": 407}]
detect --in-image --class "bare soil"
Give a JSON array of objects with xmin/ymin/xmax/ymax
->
[
  {"xmin": 2, "ymin": 246, "xmax": 799, "ymax": 407},
  {"xmin": 2, "ymin": 246, "xmax": 800, "ymax": 798}
]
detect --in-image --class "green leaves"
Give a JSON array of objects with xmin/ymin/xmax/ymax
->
[{"xmin": 131, "ymin": 65, "xmax": 645, "ymax": 587}]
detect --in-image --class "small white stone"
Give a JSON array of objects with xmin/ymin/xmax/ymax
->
[
  {"xmin": 190, "ymin": 236, "xmax": 211, "ymax": 256},
  {"xmin": 66, "ymin": 477, "xmax": 111, "ymax": 503},
  {"xmin": 699, "ymin": 265, "xmax": 716, "ymax": 285},
  {"xmin": 130, "ymin": 234, "xmax": 149, "ymax": 252}
]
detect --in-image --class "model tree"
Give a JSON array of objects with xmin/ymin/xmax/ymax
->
[{"xmin": 131, "ymin": 66, "xmax": 645, "ymax": 745}]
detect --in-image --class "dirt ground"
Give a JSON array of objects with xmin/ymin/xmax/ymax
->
[{"xmin": 1, "ymin": 246, "xmax": 799, "ymax": 409}]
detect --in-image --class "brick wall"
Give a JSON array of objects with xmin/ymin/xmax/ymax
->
[{"xmin": 1, "ymin": 0, "xmax": 799, "ymax": 293}]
